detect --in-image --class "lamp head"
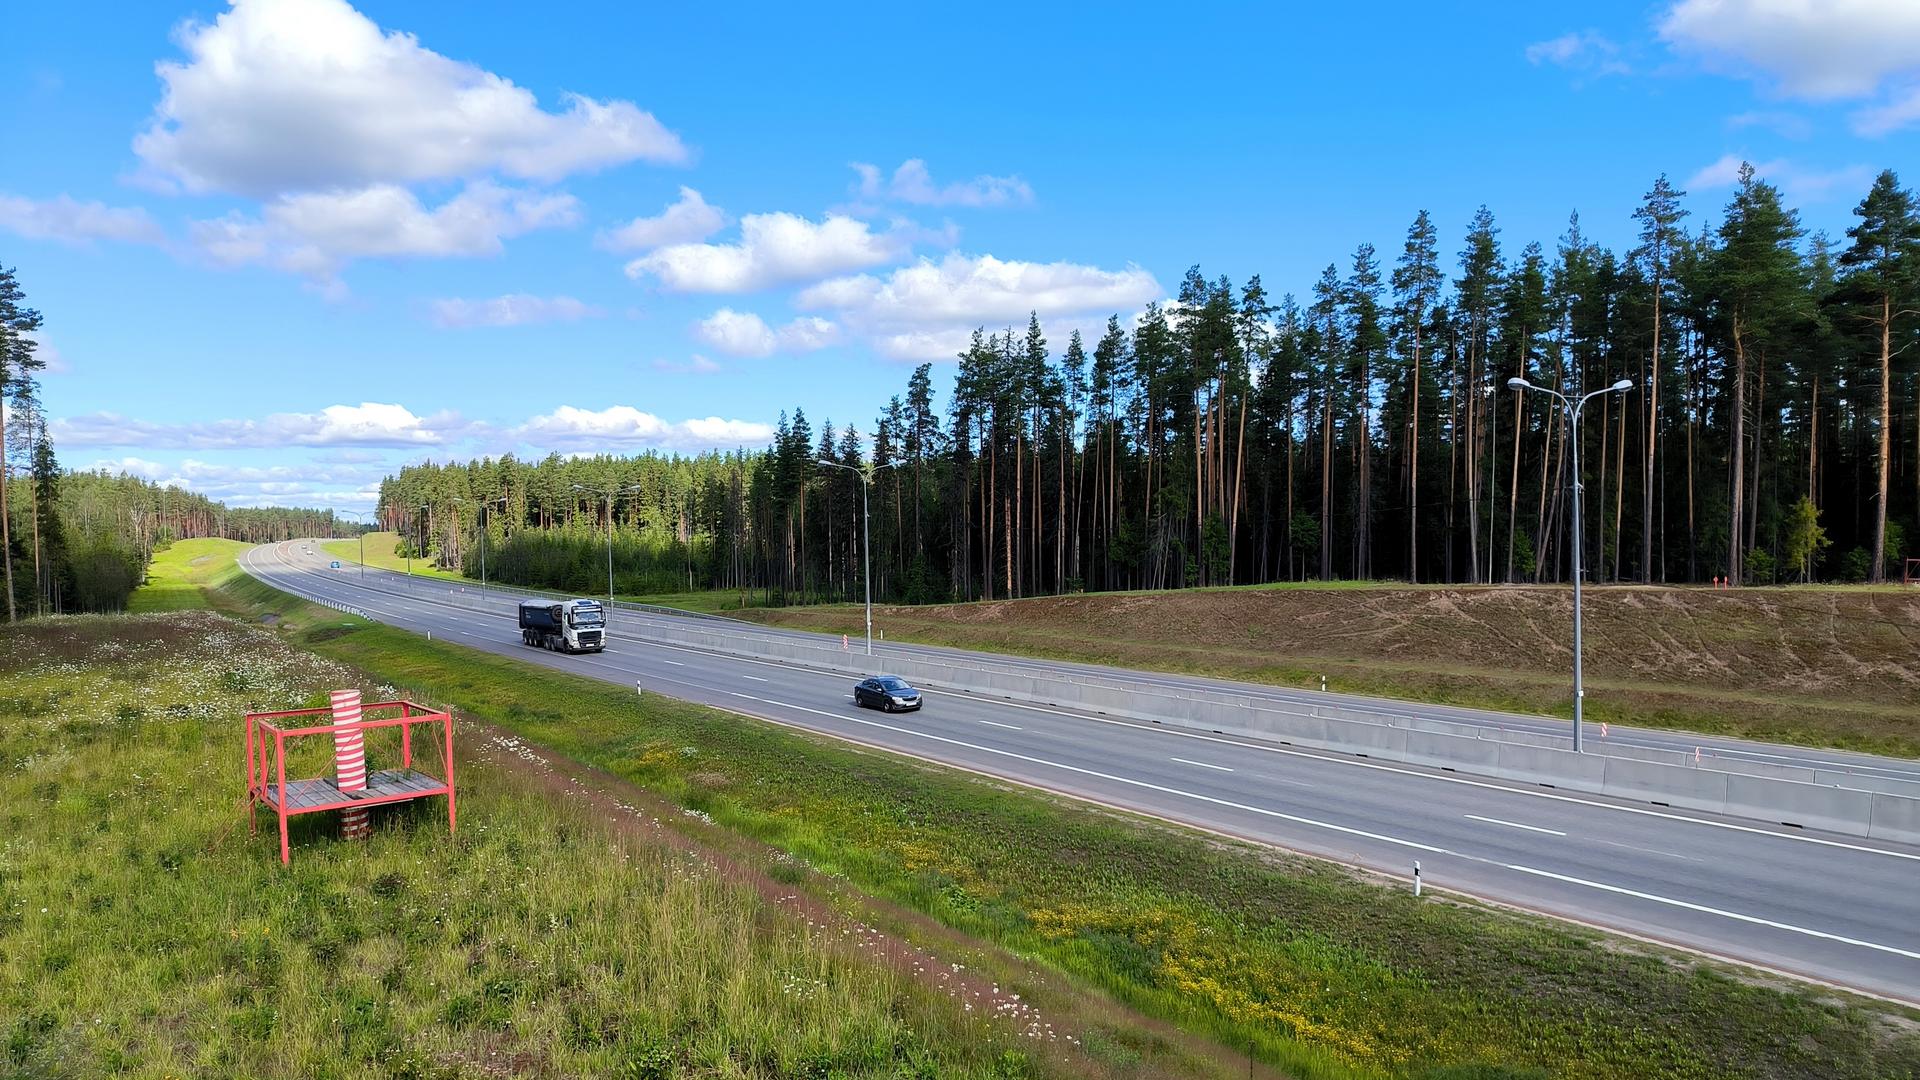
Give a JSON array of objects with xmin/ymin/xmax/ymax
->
[
  {"xmin": 1507, "ymin": 377, "xmax": 1530, "ymax": 391},
  {"xmin": 1611, "ymin": 378, "xmax": 1633, "ymax": 392}
]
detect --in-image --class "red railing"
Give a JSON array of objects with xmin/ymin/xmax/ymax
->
[{"xmin": 245, "ymin": 700, "xmax": 456, "ymax": 864}]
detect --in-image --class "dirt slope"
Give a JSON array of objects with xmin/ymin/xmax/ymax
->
[{"xmin": 737, "ymin": 585, "xmax": 1920, "ymax": 754}]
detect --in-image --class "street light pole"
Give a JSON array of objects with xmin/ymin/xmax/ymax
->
[
  {"xmin": 338, "ymin": 509, "xmax": 373, "ymax": 582},
  {"xmin": 480, "ymin": 496, "xmax": 506, "ymax": 595},
  {"xmin": 818, "ymin": 458, "xmax": 904, "ymax": 656},
  {"xmin": 573, "ymin": 484, "xmax": 641, "ymax": 621},
  {"xmin": 410, "ymin": 503, "xmax": 430, "ymax": 578},
  {"xmin": 1510, "ymin": 375, "xmax": 1632, "ymax": 752}
]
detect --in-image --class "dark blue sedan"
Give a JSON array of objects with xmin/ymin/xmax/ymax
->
[{"xmin": 853, "ymin": 675, "xmax": 922, "ymax": 712}]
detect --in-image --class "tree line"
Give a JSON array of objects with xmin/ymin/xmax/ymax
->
[
  {"xmin": 380, "ymin": 166, "xmax": 1917, "ymax": 603},
  {"xmin": 1, "ymin": 263, "xmax": 352, "ymax": 615}
]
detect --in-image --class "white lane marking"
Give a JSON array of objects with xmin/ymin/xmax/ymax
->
[
  {"xmin": 980, "ymin": 720, "xmax": 1022, "ymax": 731},
  {"xmin": 735, "ymin": 693, "xmax": 1445, "ymax": 855},
  {"xmin": 910, "ymin": 688, "xmax": 1920, "ymax": 864},
  {"xmin": 248, "ymin": 546, "xmax": 1920, "ymax": 864},
  {"xmin": 741, "ymin": 675, "xmax": 769, "ymax": 682},
  {"xmin": 1595, "ymin": 838, "xmax": 1700, "ymax": 862},
  {"xmin": 1172, "ymin": 757, "xmax": 1234, "ymax": 773},
  {"xmin": 661, "ymin": 660, "xmax": 685, "ymax": 667},
  {"xmin": 1505, "ymin": 864, "xmax": 1920, "ymax": 962},
  {"xmin": 1465, "ymin": 814, "xmax": 1565, "ymax": 836}
]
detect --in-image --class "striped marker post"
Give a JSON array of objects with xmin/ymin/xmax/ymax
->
[{"xmin": 330, "ymin": 689, "xmax": 371, "ymax": 841}]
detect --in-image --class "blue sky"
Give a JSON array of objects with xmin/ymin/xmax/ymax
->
[{"xmin": 4, "ymin": 0, "xmax": 1916, "ymax": 512}]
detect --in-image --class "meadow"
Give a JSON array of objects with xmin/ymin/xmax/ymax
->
[
  {"xmin": 0, "ymin": 610, "xmax": 1142, "ymax": 1079},
  {"xmin": 168, "ymin": 542, "xmax": 1920, "ymax": 1080}
]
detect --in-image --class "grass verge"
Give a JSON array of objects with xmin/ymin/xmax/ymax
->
[
  {"xmin": 190, "ymin": 553, "xmax": 1920, "ymax": 1079},
  {"xmin": 0, "ymin": 611, "xmax": 1148, "ymax": 1079},
  {"xmin": 321, "ymin": 533, "xmax": 464, "ymax": 581}
]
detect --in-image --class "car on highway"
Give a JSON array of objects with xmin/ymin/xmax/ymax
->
[{"xmin": 853, "ymin": 675, "xmax": 922, "ymax": 712}]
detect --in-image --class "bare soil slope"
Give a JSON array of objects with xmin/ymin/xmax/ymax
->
[{"xmin": 737, "ymin": 585, "xmax": 1920, "ymax": 754}]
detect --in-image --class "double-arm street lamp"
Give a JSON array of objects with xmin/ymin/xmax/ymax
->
[
  {"xmin": 1508, "ymin": 375, "xmax": 1633, "ymax": 753},
  {"xmin": 337, "ymin": 509, "xmax": 374, "ymax": 582},
  {"xmin": 572, "ymin": 483, "xmax": 644, "ymax": 618},
  {"xmin": 817, "ymin": 458, "xmax": 905, "ymax": 656}
]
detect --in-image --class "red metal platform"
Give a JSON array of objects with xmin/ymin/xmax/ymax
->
[{"xmin": 246, "ymin": 700, "xmax": 456, "ymax": 864}]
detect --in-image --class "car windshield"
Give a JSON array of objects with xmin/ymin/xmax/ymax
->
[
  {"xmin": 877, "ymin": 677, "xmax": 910, "ymax": 691},
  {"xmin": 569, "ymin": 609, "xmax": 603, "ymax": 627}
]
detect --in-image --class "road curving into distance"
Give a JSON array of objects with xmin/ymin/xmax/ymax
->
[{"xmin": 245, "ymin": 541, "xmax": 1920, "ymax": 1004}]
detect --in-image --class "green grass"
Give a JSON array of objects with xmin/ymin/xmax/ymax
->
[
  {"xmin": 190, "ymin": 555, "xmax": 1920, "ymax": 1080},
  {"xmin": 0, "ymin": 613, "xmax": 1100, "ymax": 1080},
  {"xmin": 126, "ymin": 537, "xmax": 256, "ymax": 612},
  {"xmin": 321, "ymin": 532, "xmax": 465, "ymax": 580}
]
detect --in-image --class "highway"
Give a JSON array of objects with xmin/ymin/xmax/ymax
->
[{"xmin": 245, "ymin": 541, "xmax": 1920, "ymax": 1003}]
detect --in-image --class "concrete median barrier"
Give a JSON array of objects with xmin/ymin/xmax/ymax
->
[
  {"xmin": 1491, "ymin": 742, "xmax": 1608, "ymax": 792},
  {"xmin": 1866, "ymin": 793, "xmax": 1920, "ymax": 845},
  {"xmin": 1402, "ymin": 730, "xmax": 1502, "ymax": 771},
  {"xmin": 1600, "ymin": 758, "xmax": 1729, "ymax": 814},
  {"xmin": 1723, "ymin": 773, "xmax": 1876, "ymax": 836}
]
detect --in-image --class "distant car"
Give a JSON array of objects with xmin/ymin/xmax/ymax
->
[
  {"xmin": 854, "ymin": 675, "xmax": 922, "ymax": 712},
  {"xmin": 329, "ymin": 560, "xmax": 342, "ymax": 569}
]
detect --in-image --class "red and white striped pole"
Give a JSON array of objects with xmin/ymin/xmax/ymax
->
[{"xmin": 330, "ymin": 689, "xmax": 371, "ymax": 841}]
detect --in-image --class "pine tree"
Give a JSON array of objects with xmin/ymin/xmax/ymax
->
[
  {"xmin": 0, "ymin": 264, "xmax": 46, "ymax": 622},
  {"xmin": 1632, "ymin": 174, "xmax": 1689, "ymax": 582},
  {"xmin": 1391, "ymin": 210, "xmax": 1442, "ymax": 581},
  {"xmin": 1711, "ymin": 163, "xmax": 1804, "ymax": 583},
  {"xmin": 1838, "ymin": 169, "xmax": 1919, "ymax": 582}
]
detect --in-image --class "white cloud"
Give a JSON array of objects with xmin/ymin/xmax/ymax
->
[
  {"xmin": 1726, "ymin": 110, "xmax": 1813, "ymax": 139},
  {"xmin": 1658, "ymin": 0, "xmax": 1920, "ymax": 100},
  {"xmin": 55, "ymin": 402, "xmax": 464, "ymax": 449},
  {"xmin": 1852, "ymin": 85, "xmax": 1920, "ymax": 136},
  {"xmin": 135, "ymin": 0, "xmax": 686, "ymax": 196},
  {"xmin": 192, "ymin": 181, "xmax": 577, "ymax": 277},
  {"xmin": 1684, "ymin": 154, "xmax": 1875, "ymax": 203},
  {"xmin": 652, "ymin": 355, "xmax": 722, "ymax": 375},
  {"xmin": 692, "ymin": 308, "xmax": 840, "ymax": 357},
  {"xmin": 27, "ymin": 334, "xmax": 68, "ymax": 376},
  {"xmin": 624, "ymin": 211, "xmax": 916, "ymax": 293},
  {"xmin": 796, "ymin": 252, "xmax": 1161, "ymax": 360},
  {"xmin": 851, "ymin": 159, "xmax": 1034, "ymax": 208},
  {"xmin": 1525, "ymin": 30, "xmax": 1631, "ymax": 76},
  {"xmin": 0, "ymin": 194, "xmax": 166, "ymax": 246},
  {"xmin": 428, "ymin": 293, "xmax": 601, "ymax": 328},
  {"xmin": 598, "ymin": 186, "xmax": 726, "ymax": 252},
  {"xmin": 78, "ymin": 455, "xmax": 387, "ymax": 510},
  {"xmin": 512, "ymin": 405, "xmax": 772, "ymax": 449}
]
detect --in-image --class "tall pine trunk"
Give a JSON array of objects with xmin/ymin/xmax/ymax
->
[{"xmin": 1871, "ymin": 294, "xmax": 1892, "ymax": 582}]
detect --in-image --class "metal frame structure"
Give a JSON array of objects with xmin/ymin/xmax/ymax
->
[
  {"xmin": 246, "ymin": 700, "xmax": 456, "ymax": 864},
  {"xmin": 1906, "ymin": 558, "xmax": 1920, "ymax": 586}
]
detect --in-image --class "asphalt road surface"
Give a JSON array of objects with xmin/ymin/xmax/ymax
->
[{"xmin": 246, "ymin": 541, "xmax": 1920, "ymax": 1003}]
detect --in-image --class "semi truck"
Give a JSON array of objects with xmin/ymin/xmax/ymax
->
[{"xmin": 518, "ymin": 598, "xmax": 607, "ymax": 653}]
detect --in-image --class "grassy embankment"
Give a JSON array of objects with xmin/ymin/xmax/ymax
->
[
  {"xmin": 117, "ymin": 539, "xmax": 1920, "ymax": 1079},
  {"xmin": 3, "ymin": 566, "xmax": 1245, "ymax": 1078},
  {"xmin": 319, "ymin": 532, "xmax": 761, "ymax": 613},
  {"xmin": 320, "ymin": 532, "xmax": 463, "ymax": 581},
  {"xmin": 734, "ymin": 583, "xmax": 1920, "ymax": 757}
]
